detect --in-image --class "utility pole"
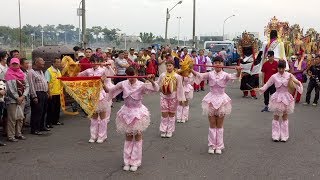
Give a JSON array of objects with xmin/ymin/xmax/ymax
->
[
  {"xmin": 165, "ymin": 8, "xmax": 169, "ymax": 45},
  {"xmin": 192, "ymin": 0, "xmax": 196, "ymax": 48},
  {"xmin": 82, "ymin": 0, "xmax": 86, "ymax": 48},
  {"xmin": 164, "ymin": 1, "xmax": 183, "ymax": 45},
  {"xmin": 177, "ymin": 17, "xmax": 181, "ymax": 46},
  {"xmin": 18, "ymin": 0, "xmax": 22, "ymax": 53}
]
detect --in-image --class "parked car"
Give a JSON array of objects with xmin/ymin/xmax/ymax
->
[{"xmin": 204, "ymin": 41, "xmax": 239, "ymax": 65}]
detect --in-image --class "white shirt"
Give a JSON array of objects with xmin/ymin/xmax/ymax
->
[
  {"xmin": 0, "ymin": 63, "xmax": 8, "ymax": 80},
  {"xmin": 206, "ymin": 57, "xmax": 212, "ymax": 71},
  {"xmin": 128, "ymin": 54, "xmax": 137, "ymax": 61}
]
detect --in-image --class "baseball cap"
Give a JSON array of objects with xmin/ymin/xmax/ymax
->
[{"xmin": 78, "ymin": 52, "xmax": 85, "ymax": 57}]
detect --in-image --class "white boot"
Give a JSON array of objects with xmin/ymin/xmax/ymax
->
[
  {"xmin": 123, "ymin": 165, "xmax": 130, "ymax": 171},
  {"xmin": 130, "ymin": 166, "xmax": 138, "ymax": 172},
  {"xmin": 208, "ymin": 146, "xmax": 215, "ymax": 154},
  {"xmin": 215, "ymin": 149, "xmax": 222, "ymax": 154}
]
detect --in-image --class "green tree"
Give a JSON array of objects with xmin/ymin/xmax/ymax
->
[
  {"xmin": 102, "ymin": 28, "xmax": 120, "ymax": 42},
  {"xmin": 139, "ymin": 32, "xmax": 155, "ymax": 43},
  {"xmin": 90, "ymin": 26, "xmax": 102, "ymax": 42}
]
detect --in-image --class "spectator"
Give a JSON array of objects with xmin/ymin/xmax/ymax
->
[
  {"xmin": 28, "ymin": 57, "xmax": 49, "ymax": 135},
  {"xmin": 95, "ymin": 48, "xmax": 103, "ymax": 57},
  {"xmin": 102, "ymin": 52, "xmax": 116, "ymax": 73},
  {"xmin": 73, "ymin": 46, "xmax": 81, "ymax": 61},
  {"xmin": 218, "ymin": 47, "xmax": 228, "ymax": 65},
  {"xmin": 196, "ymin": 49, "xmax": 208, "ymax": 91},
  {"xmin": 261, "ymin": 51, "xmax": 278, "ymax": 112},
  {"xmin": 206, "ymin": 51, "xmax": 213, "ymax": 72},
  {"xmin": 45, "ymin": 57, "xmax": 63, "ymax": 128},
  {"xmin": 0, "ymin": 51, "xmax": 8, "ymax": 138},
  {"xmin": 0, "ymin": 77, "xmax": 5, "ymax": 146},
  {"xmin": 181, "ymin": 47, "xmax": 188, "ymax": 59},
  {"xmin": 304, "ymin": 55, "xmax": 320, "ymax": 106},
  {"xmin": 146, "ymin": 52, "xmax": 158, "ymax": 80},
  {"xmin": 114, "ymin": 51, "xmax": 129, "ymax": 102},
  {"xmin": 158, "ymin": 52, "xmax": 167, "ymax": 76},
  {"xmin": 7, "ymin": 50, "xmax": 20, "ymax": 65},
  {"xmin": 124, "ymin": 51, "xmax": 134, "ymax": 65},
  {"xmin": 173, "ymin": 50, "xmax": 181, "ymax": 69},
  {"xmin": 290, "ymin": 52, "xmax": 307, "ymax": 103},
  {"xmin": 20, "ymin": 58, "xmax": 31, "ymax": 127},
  {"xmin": 128, "ymin": 48, "xmax": 137, "ymax": 61},
  {"xmin": 142, "ymin": 49, "xmax": 150, "ymax": 61},
  {"xmin": 5, "ymin": 58, "xmax": 29, "ymax": 142},
  {"xmin": 135, "ymin": 51, "xmax": 147, "ymax": 76},
  {"xmin": 0, "ymin": 51, "xmax": 8, "ymax": 80},
  {"xmin": 79, "ymin": 48, "xmax": 93, "ymax": 71},
  {"xmin": 77, "ymin": 52, "xmax": 85, "ymax": 62}
]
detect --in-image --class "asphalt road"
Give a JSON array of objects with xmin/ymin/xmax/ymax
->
[{"xmin": 1, "ymin": 80, "xmax": 320, "ymax": 180}]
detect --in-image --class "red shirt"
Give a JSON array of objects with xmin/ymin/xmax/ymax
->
[
  {"xmin": 146, "ymin": 59, "xmax": 158, "ymax": 75},
  {"xmin": 261, "ymin": 60, "xmax": 278, "ymax": 83},
  {"xmin": 79, "ymin": 58, "xmax": 92, "ymax": 71}
]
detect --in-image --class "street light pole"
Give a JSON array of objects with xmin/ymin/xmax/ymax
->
[
  {"xmin": 18, "ymin": 0, "xmax": 22, "ymax": 53},
  {"xmin": 78, "ymin": 0, "xmax": 82, "ymax": 43},
  {"xmin": 31, "ymin": 33, "xmax": 35, "ymax": 51},
  {"xmin": 222, "ymin": 14, "xmax": 235, "ymax": 40},
  {"xmin": 165, "ymin": 8, "xmax": 169, "ymax": 44},
  {"xmin": 82, "ymin": 0, "xmax": 86, "ymax": 48},
  {"xmin": 56, "ymin": 32, "xmax": 59, "ymax": 44},
  {"xmin": 192, "ymin": 0, "xmax": 196, "ymax": 48},
  {"xmin": 164, "ymin": 1, "xmax": 182, "ymax": 45},
  {"xmin": 40, "ymin": 30, "xmax": 44, "ymax": 46},
  {"xmin": 177, "ymin": 17, "xmax": 181, "ymax": 46},
  {"xmin": 64, "ymin": 31, "xmax": 67, "ymax": 44},
  {"xmin": 124, "ymin": 35, "xmax": 127, "ymax": 50}
]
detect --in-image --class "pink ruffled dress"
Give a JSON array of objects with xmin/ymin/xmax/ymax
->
[
  {"xmin": 259, "ymin": 72, "xmax": 303, "ymax": 116},
  {"xmin": 194, "ymin": 70, "xmax": 238, "ymax": 117},
  {"xmin": 108, "ymin": 80, "xmax": 159, "ymax": 135},
  {"xmin": 182, "ymin": 74, "xmax": 194, "ymax": 101}
]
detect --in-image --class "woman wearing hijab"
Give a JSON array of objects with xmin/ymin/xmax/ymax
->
[{"xmin": 5, "ymin": 58, "xmax": 29, "ymax": 142}]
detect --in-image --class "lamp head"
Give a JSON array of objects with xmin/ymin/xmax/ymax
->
[{"xmin": 178, "ymin": 1, "xmax": 182, "ymax": 4}]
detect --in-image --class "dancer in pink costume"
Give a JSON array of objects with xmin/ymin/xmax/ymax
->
[
  {"xmin": 157, "ymin": 58, "xmax": 185, "ymax": 138},
  {"xmin": 77, "ymin": 57, "xmax": 113, "ymax": 144},
  {"xmin": 254, "ymin": 60, "xmax": 303, "ymax": 142},
  {"xmin": 192, "ymin": 56, "xmax": 241, "ymax": 154},
  {"xmin": 103, "ymin": 66, "xmax": 158, "ymax": 172},
  {"xmin": 176, "ymin": 74, "xmax": 194, "ymax": 123}
]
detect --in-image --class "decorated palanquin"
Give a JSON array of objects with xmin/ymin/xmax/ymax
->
[
  {"xmin": 289, "ymin": 24, "xmax": 304, "ymax": 55},
  {"xmin": 304, "ymin": 28, "xmax": 318, "ymax": 54},
  {"xmin": 59, "ymin": 76, "xmax": 102, "ymax": 117},
  {"xmin": 263, "ymin": 16, "xmax": 289, "ymax": 62}
]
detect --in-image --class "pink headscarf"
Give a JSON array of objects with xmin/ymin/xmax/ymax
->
[{"xmin": 5, "ymin": 58, "xmax": 25, "ymax": 81}]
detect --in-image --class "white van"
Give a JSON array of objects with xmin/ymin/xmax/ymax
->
[{"xmin": 204, "ymin": 41, "xmax": 234, "ymax": 53}]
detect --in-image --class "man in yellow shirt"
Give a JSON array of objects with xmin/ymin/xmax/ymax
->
[
  {"xmin": 142, "ymin": 49, "xmax": 150, "ymax": 61},
  {"xmin": 45, "ymin": 57, "xmax": 63, "ymax": 127}
]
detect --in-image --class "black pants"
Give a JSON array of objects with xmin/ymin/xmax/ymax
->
[
  {"xmin": 114, "ymin": 75, "xmax": 126, "ymax": 101},
  {"xmin": 46, "ymin": 95, "xmax": 61, "ymax": 125},
  {"xmin": 264, "ymin": 85, "xmax": 276, "ymax": 106},
  {"xmin": 306, "ymin": 80, "xmax": 320, "ymax": 104},
  {"xmin": 30, "ymin": 91, "xmax": 48, "ymax": 133}
]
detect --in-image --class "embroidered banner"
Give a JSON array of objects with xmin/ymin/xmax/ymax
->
[{"xmin": 59, "ymin": 76, "xmax": 102, "ymax": 117}]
